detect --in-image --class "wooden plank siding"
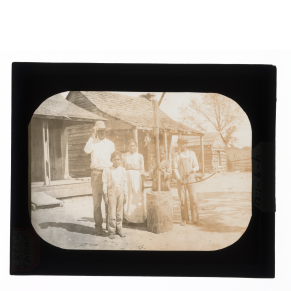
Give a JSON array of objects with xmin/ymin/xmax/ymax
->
[
  {"xmin": 67, "ymin": 124, "xmax": 136, "ymax": 177},
  {"xmin": 188, "ymin": 145, "xmax": 216, "ymax": 173},
  {"xmin": 30, "ymin": 119, "xmax": 45, "ymax": 182},
  {"xmin": 67, "ymin": 123, "xmax": 173, "ymax": 177},
  {"xmin": 231, "ymin": 159, "xmax": 252, "ymax": 171}
]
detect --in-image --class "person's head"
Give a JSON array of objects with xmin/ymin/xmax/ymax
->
[
  {"xmin": 159, "ymin": 146, "xmax": 166, "ymax": 160},
  {"xmin": 128, "ymin": 139, "xmax": 137, "ymax": 153},
  {"xmin": 94, "ymin": 121, "xmax": 108, "ymax": 140},
  {"xmin": 177, "ymin": 136, "xmax": 188, "ymax": 151},
  {"xmin": 110, "ymin": 151, "xmax": 122, "ymax": 168}
]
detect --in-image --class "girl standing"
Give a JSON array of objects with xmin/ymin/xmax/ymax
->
[{"xmin": 122, "ymin": 139, "xmax": 146, "ymax": 224}]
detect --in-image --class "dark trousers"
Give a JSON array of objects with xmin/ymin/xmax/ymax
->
[
  {"xmin": 91, "ymin": 170, "xmax": 108, "ymax": 231},
  {"xmin": 177, "ymin": 181, "xmax": 199, "ymax": 222}
]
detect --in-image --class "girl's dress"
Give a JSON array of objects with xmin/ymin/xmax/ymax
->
[{"xmin": 122, "ymin": 152, "xmax": 145, "ymax": 223}]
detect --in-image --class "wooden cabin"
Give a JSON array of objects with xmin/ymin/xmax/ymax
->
[
  {"xmin": 66, "ymin": 91, "xmax": 204, "ymax": 177},
  {"xmin": 29, "ymin": 94, "xmax": 107, "ymax": 199},
  {"xmin": 226, "ymin": 146, "xmax": 252, "ymax": 171},
  {"xmin": 173, "ymin": 132, "xmax": 227, "ymax": 173}
]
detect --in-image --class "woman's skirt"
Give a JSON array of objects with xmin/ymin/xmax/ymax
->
[{"xmin": 124, "ymin": 170, "xmax": 145, "ymax": 223}]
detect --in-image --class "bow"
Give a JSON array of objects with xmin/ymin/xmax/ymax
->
[{"xmin": 180, "ymin": 172, "xmax": 217, "ymax": 185}]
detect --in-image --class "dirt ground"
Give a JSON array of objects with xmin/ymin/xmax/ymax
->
[{"xmin": 31, "ymin": 172, "xmax": 252, "ymax": 251}]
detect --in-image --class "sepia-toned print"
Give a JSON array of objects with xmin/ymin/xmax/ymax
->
[{"xmin": 29, "ymin": 91, "xmax": 252, "ymax": 250}]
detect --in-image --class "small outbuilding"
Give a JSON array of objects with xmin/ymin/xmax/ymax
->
[{"xmin": 226, "ymin": 146, "xmax": 252, "ymax": 171}]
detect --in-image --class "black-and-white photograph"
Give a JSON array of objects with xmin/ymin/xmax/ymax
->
[{"xmin": 29, "ymin": 91, "xmax": 252, "ymax": 251}]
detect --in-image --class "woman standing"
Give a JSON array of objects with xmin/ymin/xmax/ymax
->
[{"xmin": 122, "ymin": 139, "xmax": 146, "ymax": 224}]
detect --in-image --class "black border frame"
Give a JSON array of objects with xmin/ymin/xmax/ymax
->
[{"xmin": 11, "ymin": 63, "xmax": 276, "ymax": 277}]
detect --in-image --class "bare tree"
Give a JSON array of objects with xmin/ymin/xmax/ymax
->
[{"xmin": 179, "ymin": 93, "xmax": 245, "ymax": 146}]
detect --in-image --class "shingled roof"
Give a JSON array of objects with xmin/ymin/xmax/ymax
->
[
  {"xmin": 33, "ymin": 94, "xmax": 107, "ymax": 122},
  {"xmin": 72, "ymin": 91, "xmax": 202, "ymax": 135}
]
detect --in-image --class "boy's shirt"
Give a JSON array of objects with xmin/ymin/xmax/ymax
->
[{"xmin": 102, "ymin": 166, "xmax": 128, "ymax": 195}]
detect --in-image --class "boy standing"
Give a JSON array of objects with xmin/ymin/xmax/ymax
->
[
  {"xmin": 173, "ymin": 136, "xmax": 200, "ymax": 226},
  {"xmin": 102, "ymin": 151, "xmax": 128, "ymax": 239}
]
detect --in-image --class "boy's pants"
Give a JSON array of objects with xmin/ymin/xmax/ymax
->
[
  {"xmin": 91, "ymin": 170, "xmax": 108, "ymax": 232},
  {"xmin": 177, "ymin": 181, "xmax": 199, "ymax": 222},
  {"xmin": 108, "ymin": 186, "xmax": 124, "ymax": 234}
]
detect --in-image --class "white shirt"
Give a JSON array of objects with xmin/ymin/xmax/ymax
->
[
  {"xmin": 122, "ymin": 152, "xmax": 145, "ymax": 174},
  {"xmin": 84, "ymin": 137, "xmax": 115, "ymax": 170},
  {"xmin": 102, "ymin": 166, "xmax": 128, "ymax": 195},
  {"xmin": 173, "ymin": 149, "xmax": 199, "ymax": 180}
]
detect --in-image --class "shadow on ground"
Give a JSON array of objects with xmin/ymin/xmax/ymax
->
[
  {"xmin": 194, "ymin": 214, "xmax": 249, "ymax": 233},
  {"xmin": 39, "ymin": 222, "xmax": 97, "ymax": 236},
  {"xmin": 171, "ymin": 193, "xmax": 249, "ymax": 233},
  {"xmin": 123, "ymin": 223, "xmax": 148, "ymax": 232}
]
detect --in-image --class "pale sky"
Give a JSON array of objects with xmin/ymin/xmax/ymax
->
[{"xmin": 60, "ymin": 91, "xmax": 252, "ymax": 148}]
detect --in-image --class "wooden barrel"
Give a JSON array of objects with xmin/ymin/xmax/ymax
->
[{"xmin": 146, "ymin": 191, "xmax": 173, "ymax": 234}]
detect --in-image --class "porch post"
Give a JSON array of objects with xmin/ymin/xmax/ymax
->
[
  {"xmin": 168, "ymin": 134, "xmax": 173, "ymax": 175},
  {"xmin": 61, "ymin": 125, "xmax": 70, "ymax": 179},
  {"xmin": 200, "ymin": 135, "xmax": 204, "ymax": 174},
  {"xmin": 42, "ymin": 120, "xmax": 51, "ymax": 186},
  {"xmin": 133, "ymin": 128, "xmax": 138, "ymax": 153},
  {"xmin": 163, "ymin": 131, "xmax": 168, "ymax": 159}
]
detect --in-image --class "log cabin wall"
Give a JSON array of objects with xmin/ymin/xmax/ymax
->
[
  {"xmin": 173, "ymin": 144, "xmax": 227, "ymax": 173},
  {"xmin": 231, "ymin": 159, "xmax": 252, "ymax": 171},
  {"xmin": 67, "ymin": 124, "xmax": 92, "ymax": 178},
  {"xmin": 188, "ymin": 145, "xmax": 215, "ymax": 173},
  {"xmin": 212, "ymin": 150, "xmax": 227, "ymax": 171},
  {"xmin": 48, "ymin": 120, "xmax": 65, "ymax": 181},
  {"xmin": 67, "ymin": 124, "xmax": 135, "ymax": 178},
  {"xmin": 213, "ymin": 150, "xmax": 227, "ymax": 171},
  {"xmin": 67, "ymin": 124, "xmax": 171, "ymax": 177},
  {"xmin": 30, "ymin": 119, "xmax": 45, "ymax": 182}
]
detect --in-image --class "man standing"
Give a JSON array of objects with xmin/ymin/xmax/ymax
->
[
  {"xmin": 173, "ymin": 136, "xmax": 200, "ymax": 226},
  {"xmin": 84, "ymin": 121, "xmax": 115, "ymax": 236}
]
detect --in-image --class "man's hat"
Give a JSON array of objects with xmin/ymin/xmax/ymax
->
[
  {"xmin": 177, "ymin": 136, "xmax": 188, "ymax": 144},
  {"xmin": 94, "ymin": 121, "xmax": 109, "ymax": 130}
]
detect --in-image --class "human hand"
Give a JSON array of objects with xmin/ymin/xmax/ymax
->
[{"xmin": 91, "ymin": 127, "xmax": 96, "ymax": 139}]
